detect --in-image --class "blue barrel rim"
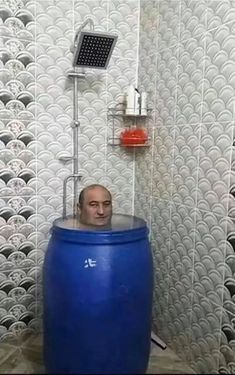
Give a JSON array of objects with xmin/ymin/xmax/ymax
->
[
  {"xmin": 50, "ymin": 214, "xmax": 149, "ymax": 244},
  {"xmin": 53, "ymin": 213, "xmax": 147, "ymax": 233}
]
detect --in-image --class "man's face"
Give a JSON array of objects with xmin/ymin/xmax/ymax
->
[{"xmin": 78, "ymin": 187, "xmax": 112, "ymax": 227}]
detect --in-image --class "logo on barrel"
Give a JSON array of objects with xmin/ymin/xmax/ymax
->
[{"xmin": 84, "ymin": 258, "xmax": 97, "ymax": 268}]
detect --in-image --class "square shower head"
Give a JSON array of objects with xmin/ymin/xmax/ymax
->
[{"xmin": 73, "ymin": 31, "xmax": 118, "ymax": 69}]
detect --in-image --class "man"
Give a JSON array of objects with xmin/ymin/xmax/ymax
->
[{"xmin": 77, "ymin": 184, "xmax": 112, "ymax": 228}]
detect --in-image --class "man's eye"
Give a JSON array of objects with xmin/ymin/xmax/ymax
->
[
  {"xmin": 104, "ymin": 202, "xmax": 111, "ymax": 207},
  {"xmin": 90, "ymin": 203, "xmax": 97, "ymax": 207}
]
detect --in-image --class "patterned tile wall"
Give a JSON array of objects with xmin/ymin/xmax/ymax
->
[
  {"xmin": 0, "ymin": 0, "xmax": 139, "ymax": 344},
  {"xmin": 136, "ymin": 0, "xmax": 235, "ymax": 373}
]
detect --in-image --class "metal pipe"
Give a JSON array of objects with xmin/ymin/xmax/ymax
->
[
  {"xmin": 71, "ymin": 18, "xmax": 95, "ymax": 53},
  {"xmin": 73, "ymin": 71, "xmax": 79, "ymax": 218},
  {"xmin": 62, "ymin": 175, "xmax": 72, "ymax": 219},
  {"xmin": 62, "ymin": 72, "xmax": 85, "ymax": 219},
  {"xmin": 74, "ymin": 18, "xmax": 95, "ymax": 45},
  {"xmin": 63, "ymin": 174, "xmax": 82, "ymax": 219}
]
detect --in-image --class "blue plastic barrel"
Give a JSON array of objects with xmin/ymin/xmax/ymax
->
[{"xmin": 43, "ymin": 214, "xmax": 153, "ymax": 374}]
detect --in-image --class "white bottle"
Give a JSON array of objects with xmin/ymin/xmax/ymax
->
[
  {"xmin": 134, "ymin": 89, "xmax": 141, "ymax": 115},
  {"xmin": 141, "ymin": 92, "xmax": 147, "ymax": 116},
  {"xmin": 125, "ymin": 85, "xmax": 135, "ymax": 115}
]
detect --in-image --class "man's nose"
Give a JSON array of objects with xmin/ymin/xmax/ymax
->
[{"xmin": 97, "ymin": 204, "xmax": 104, "ymax": 214}]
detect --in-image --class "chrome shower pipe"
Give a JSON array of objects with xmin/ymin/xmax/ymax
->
[
  {"xmin": 72, "ymin": 70, "xmax": 79, "ymax": 218},
  {"xmin": 62, "ymin": 70, "xmax": 85, "ymax": 219},
  {"xmin": 62, "ymin": 173, "xmax": 82, "ymax": 219},
  {"xmin": 62, "ymin": 19, "xmax": 96, "ymax": 219}
]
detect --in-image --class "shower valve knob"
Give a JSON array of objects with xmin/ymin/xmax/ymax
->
[
  {"xmin": 72, "ymin": 120, "xmax": 80, "ymax": 128},
  {"xmin": 58, "ymin": 156, "xmax": 74, "ymax": 163}
]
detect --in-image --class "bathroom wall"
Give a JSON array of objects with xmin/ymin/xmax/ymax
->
[
  {"xmin": 0, "ymin": 0, "xmax": 139, "ymax": 345},
  {"xmin": 135, "ymin": 0, "xmax": 235, "ymax": 373}
]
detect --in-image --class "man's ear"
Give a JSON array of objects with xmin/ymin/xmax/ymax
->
[{"xmin": 77, "ymin": 204, "xmax": 81, "ymax": 215}]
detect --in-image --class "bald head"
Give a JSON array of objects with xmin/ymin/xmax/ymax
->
[{"xmin": 78, "ymin": 184, "xmax": 112, "ymax": 227}]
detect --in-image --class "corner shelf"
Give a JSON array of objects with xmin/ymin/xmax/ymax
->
[
  {"xmin": 107, "ymin": 105, "xmax": 152, "ymax": 148},
  {"xmin": 107, "ymin": 137, "xmax": 151, "ymax": 148}
]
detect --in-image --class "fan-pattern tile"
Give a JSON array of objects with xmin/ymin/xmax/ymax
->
[
  {"xmin": 0, "ymin": 196, "xmax": 38, "ymax": 270},
  {"xmin": 0, "ymin": 0, "xmax": 35, "ymax": 41},
  {"xmin": 179, "ymin": 0, "xmax": 207, "ymax": 42},
  {"xmin": 202, "ymin": 21, "xmax": 235, "ymax": 123},
  {"xmin": 74, "ymin": 0, "xmax": 108, "ymax": 33},
  {"xmin": 167, "ymin": 203, "xmax": 196, "ymax": 363},
  {"xmin": 176, "ymin": 33, "xmax": 205, "ymax": 125},
  {"xmin": 138, "ymin": 54, "xmax": 157, "ymax": 112},
  {"xmin": 169, "ymin": 203, "xmax": 196, "ymax": 297},
  {"xmin": 189, "ymin": 292, "xmax": 222, "ymax": 374},
  {"xmin": 0, "ymin": 196, "xmax": 41, "ymax": 342},
  {"xmin": 139, "ymin": 0, "xmax": 158, "ymax": 59},
  {"xmin": 108, "ymin": 0, "xmax": 139, "ymax": 60},
  {"xmin": 134, "ymin": 193, "xmax": 151, "ymax": 232},
  {"xmin": 220, "ymin": 309, "xmax": 235, "ymax": 373},
  {"xmin": 137, "ymin": 9, "xmax": 156, "ymax": 186},
  {"xmin": 0, "ymin": 36, "xmax": 36, "ymax": 123},
  {"xmin": 197, "ymin": 122, "xmax": 233, "ymax": 216},
  {"xmin": 138, "ymin": 11, "xmax": 157, "ymax": 120},
  {"xmin": 35, "ymin": 43, "xmax": 74, "ymax": 196},
  {"xmin": 35, "ymin": 0, "xmax": 73, "ymax": 48},
  {"xmin": 152, "ymin": 125, "xmax": 175, "ymax": 200},
  {"xmin": 224, "ymin": 217, "xmax": 235, "ymax": 317},
  {"xmin": 0, "ymin": 123, "xmax": 36, "ymax": 196},
  {"xmin": 207, "ymin": 0, "xmax": 235, "ymax": 31},
  {"xmin": 155, "ymin": 46, "xmax": 178, "ymax": 127},
  {"xmin": 106, "ymin": 55, "xmax": 137, "ymax": 107},
  {"xmin": 105, "ymin": 55, "xmax": 138, "ymax": 214},
  {"xmin": 36, "ymin": 194, "xmax": 73, "ymax": 254},
  {"xmin": 172, "ymin": 123, "xmax": 200, "ymax": 206},
  {"xmin": 106, "ymin": 147, "xmax": 134, "ymax": 214},
  {"xmin": 135, "ymin": 141, "xmax": 154, "ymax": 197},
  {"xmin": 230, "ymin": 142, "xmax": 235, "ymax": 217},
  {"xmin": 194, "ymin": 209, "xmax": 227, "ymax": 306},
  {"xmin": 157, "ymin": 0, "xmax": 180, "ymax": 51},
  {"xmin": 151, "ymin": 198, "xmax": 171, "ymax": 343},
  {"xmin": 0, "ymin": 35, "xmax": 36, "ymax": 197}
]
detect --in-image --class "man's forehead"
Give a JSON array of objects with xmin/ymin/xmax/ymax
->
[{"xmin": 85, "ymin": 187, "xmax": 111, "ymax": 201}]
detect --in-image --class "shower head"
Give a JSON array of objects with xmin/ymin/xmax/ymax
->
[{"xmin": 72, "ymin": 30, "xmax": 118, "ymax": 70}]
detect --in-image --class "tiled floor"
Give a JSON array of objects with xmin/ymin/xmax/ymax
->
[{"xmin": 0, "ymin": 334, "xmax": 195, "ymax": 374}]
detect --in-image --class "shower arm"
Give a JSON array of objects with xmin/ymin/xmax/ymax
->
[{"xmin": 72, "ymin": 18, "xmax": 95, "ymax": 52}]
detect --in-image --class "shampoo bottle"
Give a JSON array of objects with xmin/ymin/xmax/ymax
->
[
  {"xmin": 141, "ymin": 92, "xmax": 147, "ymax": 116},
  {"xmin": 125, "ymin": 85, "xmax": 135, "ymax": 115},
  {"xmin": 134, "ymin": 88, "xmax": 141, "ymax": 115}
]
